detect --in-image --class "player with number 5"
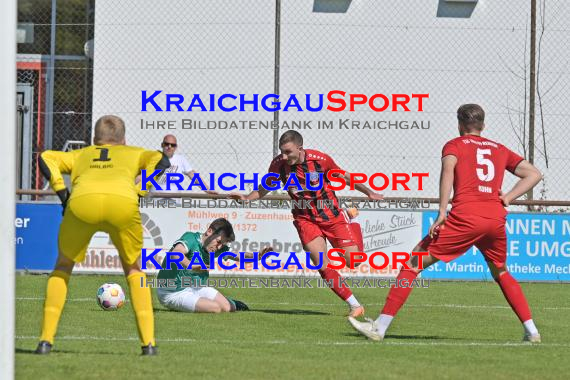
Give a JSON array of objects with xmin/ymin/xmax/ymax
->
[{"xmin": 349, "ymin": 104, "xmax": 544, "ymax": 343}]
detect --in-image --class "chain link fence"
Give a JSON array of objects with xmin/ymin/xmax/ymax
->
[
  {"xmin": 17, "ymin": 0, "xmax": 94, "ymax": 195},
  {"xmin": 16, "ymin": 0, "xmax": 570, "ymax": 208}
]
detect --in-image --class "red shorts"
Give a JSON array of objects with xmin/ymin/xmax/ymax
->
[
  {"xmin": 293, "ymin": 211, "xmax": 360, "ymax": 249},
  {"xmin": 350, "ymin": 221, "xmax": 364, "ymax": 251},
  {"xmin": 418, "ymin": 212, "xmax": 507, "ymax": 267}
]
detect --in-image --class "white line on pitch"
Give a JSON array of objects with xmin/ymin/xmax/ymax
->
[
  {"xmin": 17, "ymin": 297, "xmax": 95, "ymax": 302},
  {"xmin": 248, "ymin": 302, "xmax": 570, "ymax": 310},
  {"xmin": 14, "ymin": 335, "xmax": 570, "ymax": 348}
]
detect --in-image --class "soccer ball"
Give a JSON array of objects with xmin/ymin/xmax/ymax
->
[{"xmin": 96, "ymin": 283, "xmax": 125, "ymax": 311}]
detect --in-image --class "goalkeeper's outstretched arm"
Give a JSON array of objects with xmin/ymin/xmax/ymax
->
[
  {"xmin": 137, "ymin": 150, "xmax": 171, "ymax": 196},
  {"xmin": 39, "ymin": 150, "xmax": 77, "ymax": 211}
]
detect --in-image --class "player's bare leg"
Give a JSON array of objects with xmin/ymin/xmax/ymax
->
[
  {"xmin": 487, "ymin": 262, "xmax": 540, "ymax": 343},
  {"xmin": 214, "ymin": 293, "xmax": 250, "ymax": 311},
  {"xmin": 194, "ymin": 293, "xmax": 233, "ymax": 313},
  {"xmin": 225, "ymin": 296, "xmax": 249, "ymax": 311},
  {"xmin": 122, "ymin": 258, "xmax": 157, "ymax": 355},
  {"xmin": 36, "ymin": 253, "xmax": 75, "ymax": 354},
  {"xmin": 213, "ymin": 292, "xmax": 234, "ymax": 312},
  {"xmin": 349, "ymin": 243, "xmax": 439, "ymax": 341},
  {"xmin": 304, "ymin": 237, "xmax": 364, "ymax": 316}
]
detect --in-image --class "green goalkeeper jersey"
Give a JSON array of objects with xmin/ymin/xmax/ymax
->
[{"xmin": 156, "ymin": 232, "xmax": 229, "ymax": 291}]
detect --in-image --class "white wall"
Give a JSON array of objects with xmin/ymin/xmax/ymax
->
[{"xmin": 93, "ymin": 0, "xmax": 570, "ymax": 200}]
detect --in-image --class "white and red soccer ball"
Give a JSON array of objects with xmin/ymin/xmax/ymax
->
[{"xmin": 96, "ymin": 283, "xmax": 125, "ymax": 311}]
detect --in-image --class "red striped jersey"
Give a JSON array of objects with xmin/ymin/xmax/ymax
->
[{"xmin": 267, "ymin": 149, "xmax": 343, "ymax": 222}]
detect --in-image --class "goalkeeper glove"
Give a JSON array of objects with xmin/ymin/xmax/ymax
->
[{"xmin": 56, "ymin": 188, "xmax": 70, "ymax": 215}]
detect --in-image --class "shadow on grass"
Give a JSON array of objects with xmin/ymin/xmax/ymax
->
[
  {"xmin": 342, "ymin": 332, "xmax": 449, "ymax": 340},
  {"xmin": 254, "ymin": 309, "xmax": 330, "ymax": 316},
  {"xmin": 17, "ymin": 347, "xmax": 145, "ymax": 356},
  {"xmin": 384, "ymin": 334, "xmax": 447, "ymax": 340},
  {"xmin": 153, "ymin": 308, "xmax": 174, "ymax": 312},
  {"xmin": 152, "ymin": 307, "xmax": 330, "ymax": 316},
  {"xmin": 15, "ymin": 348, "xmax": 37, "ymax": 354},
  {"xmin": 16, "ymin": 347, "xmax": 76, "ymax": 355}
]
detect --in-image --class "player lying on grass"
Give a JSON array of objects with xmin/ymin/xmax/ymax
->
[
  {"xmin": 349, "ymin": 104, "xmax": 543, "ymax": 343},
  {"xmin": 156, "ymin": 218, "xmax": 271, "ymax": 313},
  {"xmin": 230, "ymin": 131, "xmax": 383, "ymax": 318},
  {"xmin": 36, "ymin": 115, "xmax": 169, "ymax": 355}
]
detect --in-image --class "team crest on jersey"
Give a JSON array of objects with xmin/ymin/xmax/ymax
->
[{"xmin": 309, "ymin": 171, "xmax": 320, "ymax": 186}]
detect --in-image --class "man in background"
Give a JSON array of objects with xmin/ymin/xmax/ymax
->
[{"xmin": 153, "ymin": 134, "xmax": 216, "ymax": 196}]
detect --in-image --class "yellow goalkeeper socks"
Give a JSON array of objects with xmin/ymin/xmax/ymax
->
[
  {"xmin": 39, "ymin": 270, "xmax": 70, "ymax": 344},
  {"xmin": 127, "ymin": 272, "xmax": 156, "ymax": 346}
]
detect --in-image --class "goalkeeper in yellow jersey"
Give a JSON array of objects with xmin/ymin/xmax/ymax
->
[{"xmin": 35, "ymin": 115, "xmax": 169, "ymax": 356}]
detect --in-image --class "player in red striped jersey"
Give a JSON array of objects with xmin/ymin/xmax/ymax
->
[
  {"xmin": 231, "ymin": 131, "xmax": 383, "ymax": 317},
  {"xmin": 348, "ymin": 104, "xmax": 543, "ymax": 343}
]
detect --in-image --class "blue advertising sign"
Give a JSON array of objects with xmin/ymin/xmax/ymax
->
[
  {"xmin": 16, "ymin": 203, "xmax": 61, "ymax": 271},
  {"xmin": 421, "ymin": 211, "xmax": 570, "ymax": 281},
  {"xmin": 15, "ymin": 203, "xmax": 570, "ymax": 281}
]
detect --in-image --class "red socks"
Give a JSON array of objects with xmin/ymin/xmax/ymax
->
[
  {"xmin": 319, "ymin": 268, "xmax": 353, "ymax": 301},
  {"xmin": 379, "ymin": 268, "xmax": 532, "ymax": 325},
  {"xmin": 381, "ymin": 269, "xmax": 418, "ymax": 316},
  {"xmin": 496, "ymin": 272, "xmax": 532, "ymax": 322}
]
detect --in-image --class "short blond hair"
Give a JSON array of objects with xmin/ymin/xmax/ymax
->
[{"xmin": 94, "ymin": 115, "xmax": 126, "ymax": 145}]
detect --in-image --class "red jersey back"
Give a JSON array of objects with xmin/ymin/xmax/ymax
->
[
  {"xmin": 267, "ymin": 149, "xmax": 343, "ymax": 222},
  {"xmin": 442, "ymin": 135, "xmax": 524, "ymax": 220}
]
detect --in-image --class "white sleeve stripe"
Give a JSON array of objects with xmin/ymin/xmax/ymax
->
[{"xmin": 171, "ymin": 240, "xmax": 189, "ymax": 252}]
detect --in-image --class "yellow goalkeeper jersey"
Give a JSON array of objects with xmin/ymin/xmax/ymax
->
[{"xmin": 40, "ymin": 145, "xmax": 167, "ymax": 202}]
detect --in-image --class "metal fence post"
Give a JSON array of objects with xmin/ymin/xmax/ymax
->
[
  {"xmin": 272, "ymin": 0, "xmax": 281, "ymax": 157},
  {"xmin": 527, "ymin": 0, "xmax": 537, "ymax": 205}
]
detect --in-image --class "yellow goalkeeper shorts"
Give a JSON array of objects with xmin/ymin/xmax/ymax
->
[{"xmin": 58, "ymin": 194, "xmax": 143, "ymax": 265}]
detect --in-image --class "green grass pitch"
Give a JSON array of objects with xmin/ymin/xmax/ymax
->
[{"xmin": 15, "ymin": 275, "xmax": 570, "ymax": 379}]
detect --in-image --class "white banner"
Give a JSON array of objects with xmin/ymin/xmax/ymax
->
[{"xmin": 75, "ymin": 206, "xmax": 423, "ymax": 277}]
